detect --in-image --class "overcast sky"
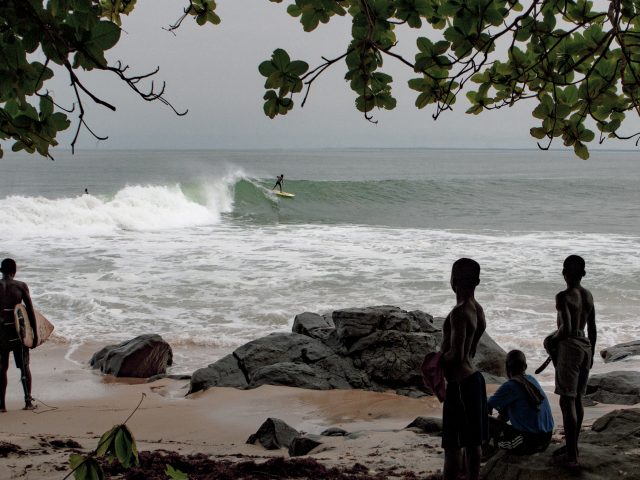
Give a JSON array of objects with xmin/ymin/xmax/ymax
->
[{"xmin": 42, "ymin": 0, "xmax": 640, "ymax": 152}]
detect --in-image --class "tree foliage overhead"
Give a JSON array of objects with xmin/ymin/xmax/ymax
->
[{"xmin": 2, "ymin": 0, "xmax": 640, "ymax": 159}]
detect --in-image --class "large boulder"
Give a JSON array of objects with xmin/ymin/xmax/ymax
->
[
  {"xmin": 601, "ymin": 340, "xmax": 640, "ymax": 363},
  {"xmin": 189, "ymin": 305, "xmax": 506, "ymax": 396},
  {"xmin": 483, "ymin": 408, "xmax": 640, "ymax": 480},
  {"xmin": 585, "ymin": 371, "xmax": 640, "ymax": 405},
  {"xmin": 90, "ymin": 334, "xmax": 172, "ymax": 378}
]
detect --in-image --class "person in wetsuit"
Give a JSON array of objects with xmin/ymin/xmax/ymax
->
[
  {"xmin": 0, "ymin": 258, "xmax": 37, "ymax": 411},
  {"xmin": 272, "ymin": 174, "xmax": 284, "ymax": 192},
  {"xmin": 440, "ymin": 258, "xmax": 487, "ymax": 480}
]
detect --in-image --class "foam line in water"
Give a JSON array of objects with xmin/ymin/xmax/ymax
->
[{"xmin": 0, "ymin": 178, "xmax": 242, "ymax": 236}]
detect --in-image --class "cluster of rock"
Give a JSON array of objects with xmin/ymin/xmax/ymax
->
[
  {"xmin": 188, "ymin": 305, "xmax": 507, "ymax": 396},
  {"xmin": 244, "ymin": 409, "xmax": 640, "ymax": 480},
  {"xmin": 86, "ymin": 307, "xmax": 640, "ymax": 408},
  {"xmin": 245, "ymin": 417, "xmax": 336, "ymax": 457}
]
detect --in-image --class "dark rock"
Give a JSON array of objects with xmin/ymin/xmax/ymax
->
[
  {"xmin": 483, "ymin": 408, "xmax": 640, "ymax": 480},
  {"xmin": 320, "ymin": 427, "xmax": 348, "ymax": 437},
  {"xmin": 292, "ymin": 312, "xmax": 335, "ymax": 340},
  {"xmin": 405, "ymin": 416, "xmax": 443, "ymax": 435},
  {"xmin": 147, "ymin": 373, "xmax": 191, "ymax": 383},
  {"xmin": 585, "ymin": 371, "xmax": 640, "ymax": 405},
  {"xmin": 395, "ymin": 387, "xmax": 429, "ymax": 398},
  {"xmin": 582, "ymin": 408, "xmax": 640, "ymax": 447},
  {"xmin": 601, "ymin": 340, "xmax": 640, "ymax": 363},
  {"xmin": 189, "ymin": 354, "xmax": 248, "ymax": 393},
  {"xmin": 249, "ymin": 362, "xmax": 334, "ymax": 390},
  {"xmin": 474, "ymin": 333, "xmax": 507, "ymax": 378},
  {"xmin": 234, "ymin": 333, "xmax": 335, "ymax": 373},
  {"xmin": 90, "ymin": 334, "xmax": 172, "ymax": 378},
  {"xmin": 484, "ymin": 443, "xmax": 640, "ymax": 480},
  {"xmin": 246, "ymin": 418, "xmax": 299, "ymax": 450},
  {"xmin": 332, "ymin": 306, "xmax": 436, "ymax": 346},
  {"xmin": 288, "ymin": 435, "xmax": 323, "ymax": 456},
  {"xmin": 189, "ymin": 305, "xmax": 508, "ymax": 395},
  {"xmin": 351, "ymin": 330, "xmax": 439, "ymax": 386}
]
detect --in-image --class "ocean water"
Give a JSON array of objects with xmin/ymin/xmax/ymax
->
[{"xmin": 1, "ymin": 148, "xmax": 639, "ymax": 382}]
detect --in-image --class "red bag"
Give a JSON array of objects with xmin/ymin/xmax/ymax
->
[{"xmin": 421, "ymin": 351, "xmax": 446, "ymax": 402}]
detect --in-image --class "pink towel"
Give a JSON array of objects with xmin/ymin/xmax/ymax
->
[{"xmin": 421, "ymin": 351, "xmax": 446, "ymax": 402}]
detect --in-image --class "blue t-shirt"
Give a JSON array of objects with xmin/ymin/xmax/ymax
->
[{"xmin": 488, "ymin": 374, "xmax": 554, "ymax": 434}]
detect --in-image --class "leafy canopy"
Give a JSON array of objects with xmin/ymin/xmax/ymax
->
[{"xmin": 2, "ymin": 0, "xmax": 640, "ymax": 159}]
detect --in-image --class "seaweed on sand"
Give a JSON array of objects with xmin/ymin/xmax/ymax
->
[{"xmin": 101, "ymin": 450, "xmax": 441, "ymax": 480}]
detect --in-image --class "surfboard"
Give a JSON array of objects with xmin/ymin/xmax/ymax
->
[
  {"xmin": 14, "ymin": 304, "xmax": 54, "ymax": 348},
  {"xmin": 274, "ymin": 190, "xmax": 295, "ymax": 198}
]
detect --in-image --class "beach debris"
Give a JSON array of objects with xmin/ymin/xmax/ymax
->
[
  {"xmin": 101, "ymin": 451, "xmax": 429, "ymax": 479},
  {"xmin": 246, "ymin": 418, "xmax": 300, "ymax": 450},
  {"xmin": 90, "ymin": 334, "xmax": 173, "ymax": 378},
  {"xmin": 0, "ymin": 441, "xmax": 22, "ymax": 457}
]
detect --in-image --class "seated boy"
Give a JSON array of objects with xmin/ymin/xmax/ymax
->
[{"xmin": 487, "ymin": 350, "xmax": 554, "ymax": 455}]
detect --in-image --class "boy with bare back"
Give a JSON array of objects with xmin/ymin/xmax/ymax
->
[
  {"xmin": 546, "ymin": 255, "xmax": 596, "ymax": 467},
  {"xmin": 440, "ymin": 258, "xmax": 487, "ymax": 480}
]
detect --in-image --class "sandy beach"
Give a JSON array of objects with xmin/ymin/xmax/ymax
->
[{"xmin": 0, "ymin": 339, "xmax": 626, "ymax": 480}]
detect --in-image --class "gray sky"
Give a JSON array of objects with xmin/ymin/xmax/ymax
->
[{"xmin": 44, "ymin": 0, "xmax": 639, "ymax": 151}]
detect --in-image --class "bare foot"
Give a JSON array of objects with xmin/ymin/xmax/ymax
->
[
  {"xmin": 23, "ymin": 403, "xmax": 37, "ymax": 411},
  {"xmin": 550, "ymin": 452, "xmax": 579, "ymax": 469},
  {"xmin": 0, "ymin": 407, "xmax": 6, "ymax": 413}
]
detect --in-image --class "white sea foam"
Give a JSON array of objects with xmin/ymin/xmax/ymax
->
[
  {"xmin": 0, "ymin": 178, "xmax": 239, "ymax": 236},
  {"xmin": 3, "ymin": 221, "xmax": 638, "ymax": 374}
]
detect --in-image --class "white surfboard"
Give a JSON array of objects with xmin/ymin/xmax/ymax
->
[
  {"xmin": 14, "ymin": 304, "xmax": 54, "ymax": 348},
  {"xmin": 273, "ymin": 190, "xmax": 295, "ymax": 198}
]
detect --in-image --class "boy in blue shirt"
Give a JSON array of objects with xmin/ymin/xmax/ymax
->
[{"xmin": 487, "ymin": 350, "xmax": 554, "ymax": 454}]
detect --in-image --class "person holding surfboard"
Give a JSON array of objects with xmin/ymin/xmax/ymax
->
[
  {"xmin": 0, "ymin": 258, "xmax": 37, "ymax": 411},
  {"xmin": 272, "ymin": 174, "xmax": 284, "ymax": 192}
]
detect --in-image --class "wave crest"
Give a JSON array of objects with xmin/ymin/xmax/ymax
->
[{"xmin": 0, "ymin": 174, "xmax": 243, "ymax": 235}]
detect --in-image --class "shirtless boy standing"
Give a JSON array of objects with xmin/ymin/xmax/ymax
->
[
  {"xmin": 440, "ymin": 258, "xmax": 487, "ymax": 480},
  {"xmin": 548, "ymin": 255, "xmax": 596, "ymax": 467}
]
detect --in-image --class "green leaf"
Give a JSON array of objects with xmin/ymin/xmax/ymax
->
[
  {"xmin": 91, "ymin": 21, "xmax": 121, "ymax": 51},
  {"xmin": 115, "ymin": 427, "xmax": 133, "ymax": 467},
  {"xmin": 530, "ymin": 127, "xmax": 547, "ymax": 139},
  {"xmin": 574, "ymin": 141, "xmax": 589, "ymax": 160},
  {"xmin": 166, "ymin": 465, "xmax": 189, "ymax": 480},
  {"xmin": 96, "ymin": 426, "xmax": 117, "ymax": 457},
  {"xmin": 84, "ymin": 458, "xmax": 105, "ymax": 480},
  {"xmin": 39, "ymin": 95, "xmax": 54, "ymax": 119},
  {"xmin": 258, "ymin": 60, "xmax": 276, "ymax": 77},
  {"xmin": 69, "ymin": 453, "xmax": 86, "ymax": 472},
  {"xmin": 271, "ymin": 49, "xmax": 290, "ymax": 70},
  {"xmin": 286, "ymin": 60, "xmax": 308, "ymax": 76}
]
